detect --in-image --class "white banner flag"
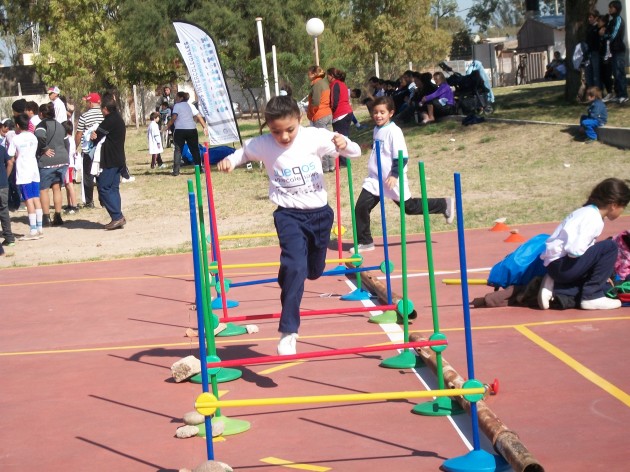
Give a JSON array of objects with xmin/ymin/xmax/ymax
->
[{"xmin": 173, "ymin": 21, "xmax": 241, "ymax": 146}]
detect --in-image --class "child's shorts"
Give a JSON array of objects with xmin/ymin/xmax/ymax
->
[{"xmin": 19, "ymin": 181, "xmax": 40, "ymax": 201}]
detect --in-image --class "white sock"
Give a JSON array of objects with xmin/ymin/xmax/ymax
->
[
  {"xmin": 28, "ymin": 213, "xmax": 36, "ymax": 229},
  {"xmin": 35, "ymin": 208, "xmax": 43, "ymax": 230}
]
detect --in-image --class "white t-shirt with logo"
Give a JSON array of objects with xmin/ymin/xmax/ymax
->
[{"xmin": 8, "ymin": 131, "xmax": 40, "ymax": 184}]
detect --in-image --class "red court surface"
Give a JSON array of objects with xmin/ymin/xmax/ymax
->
[{"xmin": 1, "ymin": 216, "xmax": 629, "ymax": 472}]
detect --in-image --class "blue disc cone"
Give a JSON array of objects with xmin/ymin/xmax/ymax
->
[
  {"xmin": 211, "ymin": 296, "xmax": 239, "ymax": 309},
  {"xmin": 442, "ymin": 449, "xmax": 510, "ymax": 472},
  {"xmin": 340, "ymin": 288, "xmax": 372, "ymax": 301}
]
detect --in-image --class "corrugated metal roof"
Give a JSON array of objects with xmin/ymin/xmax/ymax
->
[{"xmin": 530, "ymin": 15, "xmax": 565, "ymax": 29}]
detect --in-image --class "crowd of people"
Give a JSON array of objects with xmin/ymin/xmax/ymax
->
[
  {"xmin": 0, "ymin": 88, "xmax": 131, "ymax": 254},
  {"xmin": 583, "ymin": 1, "xmax": 628, "ymax": 105}
]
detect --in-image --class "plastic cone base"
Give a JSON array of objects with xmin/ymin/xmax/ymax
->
[
  {"xmin": 490, "ymin": 222, "xmax": 510, "ymax": 232},
  {"xmin": 368, "ymin": 310, "xmax": 398, "ymax": 324},
  {"xmin": 379, "ymin": 350, "xmax": 418, "ymax": 369},
  {"xmin": 216, "ymin": 323, "xmax": 248, "ymax": 337},
  {"xmin": 211, "ymin": 297, "xmax": 239, "ymax": 309},
  {"xmin": 411, "ymin": 397, "xmax": 465, "ymax": 416},
  {"xmin": 340, "ymin": 288, "xmax": 373, "ymax": 301},
  {"xmin": 190, "ymin": 367, "xmax": 242, "ymax": 384},
  {"xmin": 197, "ymin": 415, "xmax": 251, "ymax": 437},
  {"xmin": 504, "ymin": 232, "xmax": 526, "ymax": 243},
  {"xmin": 442, "ymin": 449, "xmax": 510, "ymax": 472}
]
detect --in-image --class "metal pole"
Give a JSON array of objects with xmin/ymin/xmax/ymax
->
[
  {"xmin": 255, "ymin": 17, "xmax": 271, "ymax": 103},
  {"xmin": 272, "ymin": 45, "xmax": 279, "ymax": 96},
  {"xmin": 374, "ymin": 52, "xmax": 380, "ymax": 78},
  {"xmin": 314, "ymin": 37, "xmax": 320, "ymax": 66}
]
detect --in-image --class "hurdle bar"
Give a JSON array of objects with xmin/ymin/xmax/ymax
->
[
  {"xmin": 195, "ymin": 386, "xmax": 487, "ymax": 416},
  {"xmin": 218, "ymin": 303, "xmax": 397, "ymax": 323},
  {"xmin": 209, "ymin": 257, "xmax": 362, "ymax": 271},
  {"xmin": 206, "ymin": 340, "xmax": 448, "ymax": 369}
]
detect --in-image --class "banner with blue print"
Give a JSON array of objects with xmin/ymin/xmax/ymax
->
[{"xmin": 173, "ymin": 21, "xmax": 241, "ymax": 146}]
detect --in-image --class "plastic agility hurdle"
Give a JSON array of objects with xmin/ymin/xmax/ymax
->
[{"xmin": 205, "ymin": 339, "xmax": 448, "ymax": 369}]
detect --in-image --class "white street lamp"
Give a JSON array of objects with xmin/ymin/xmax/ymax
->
[{"xmin": 305, "ymin": 18, "xmax": 325, "ymax": 66}]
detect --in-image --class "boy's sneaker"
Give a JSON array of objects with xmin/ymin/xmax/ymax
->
[
  {"xmin": 618, "ymin": 97, "xmax": 629, "ymax": 105},
  {"xmin": 537, "ymin": 274, "xmax": 554, "ymax": 310},
  {"xmin": 122, "ymin": 176, "xmax": 136, "ymax": 183},
  {"xmin": 277, "ymin": 332, "xmax": 298, "ymax": 356},
  {"xmin": 83, "ymin": 202, "xmax": 95, "ymax": 209},
  {"xmin": 444, "ymin": 197, "xmax": 455, "ymax": 224},
  {"xmin": 581, "ymin": 297, "xmax": 622, "ymax": 310},
  {"xmin": 583, "ymin": 138, "xmax": 596, "ymax": 144},
  {"xmin": 602, "ymin": 93, "xmax": 615, "ymax": 103},
  {"xmin": 2, "ymin": 240, "xmax": 15, "ymax": 247},
  {"xmin": 355, "ymin": 243, "xmax": 375, "ymax": 253}
]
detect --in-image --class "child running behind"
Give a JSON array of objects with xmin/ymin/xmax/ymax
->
[
  {"xmin": 354, "ymin": 96, "xmax": 454, "ymax": 252},
  {"xmin": 217, "ymin": 96, "xmax": 362, "ymax": 355},
  {"xmin": 8, "ymin": 114, "xmax": 43, "ymax": 239},
  {"xmin": 538, "ymin": 177, "xmax": 630, "ymax": 310},
  {"xmin": 147, "ymin": 112, "xmax": 164, "ymax": 169},
  {"xmin": 579, "ymin": 86, "xmax": 607, "ymax": 143}
]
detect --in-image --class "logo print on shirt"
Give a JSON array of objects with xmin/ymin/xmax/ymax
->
[{"xmin": 273, "ymin": 162, "xmax": 316, "ymax": 188}]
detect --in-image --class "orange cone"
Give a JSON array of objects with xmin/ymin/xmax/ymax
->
[
  {"xmin": 504, "ymin": 230, "xmax": 526, "ymax": 243},
  {"xmin": 490, "ymin": 222, "xmax": 510, "ymax": 232}
]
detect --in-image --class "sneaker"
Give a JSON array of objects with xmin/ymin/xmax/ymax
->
[
  {"xmin": 121, "ymin": 176, "xmax": 136, "ymax": 183},
  {"xmin": 159, "ymin": 164, "xmax": 168, "ymax": 169},
  {"xmin": 581, "ymin": 297, "xmax": 622, "ymax": 310},
  {"xmin": 355, "ymin": 243, "xmax": 375, "ymax": 253},
  {"xmin": 277, "ymin": 332, "xmax": 298, "ymax": 355},
  {"xmin": 83, "ymin": 202, "xmax": 95, "ymax": 209},
  {"xmin": 602, "ymin": 93, "xmax": 615, "ymax": 103},
  {"xmin": 583, "ymin": 138, "xmax": 596, "ymax": 144},
  {"xmin": 444, "ymin": 197, "xmax": 455, "ymax": 224},
  {"xmin": 2, "ymin": 240, "xmax": 15, "ymax": 247},
  {"xmin": 64, "ymin": 206, "xmax": 78, "ymax": 214},
  {"xmin": 618, "ymin": 97, "xmax": 629, "ymax": 105},
  {"xmin": 52, "ymin": 212, "xmax": 64, "ymax": 226},
  {"xmin": 537, "ymin": 274, "xmax": 554, "ymax": 310}
]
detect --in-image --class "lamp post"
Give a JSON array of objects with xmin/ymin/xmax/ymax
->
[{"xmin": 305, "ymin": 18, "xmax": 324, "ymax": 66}]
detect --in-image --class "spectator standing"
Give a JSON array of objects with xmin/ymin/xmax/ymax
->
[
  {"xmin": 165, "ymin": 91, "xmax": 208, "ymax": 176},
  {"xmin": 75, "ymin": 93, "xmax": 104, "ymax": 208},
  {"xmin": 9, "ymin": 114, "xmax": 43, "ymax": 238},
  {"xmin": 605, "ymin": 1, "xmax": 628, "ymax": 104},
  {"xmin": 327, "ymin": 67, "xmax": 353, "ymax": 167},
  {"xmin": 25, "ymin": 101, "xmax": 41, "ymax": 132},
  {"xmin": 62, "ymin": 121, "xmax": 80, "ymax": 213},
  {"xmin": 585, "ymin": 10, "xmax": 602, "ymax": 89},
  {"xmin": 47, "ymin": 86, "xmax": 69, "ymax": 123},
  {"xmin": 91, "ymin": 95, "xmax": 127, "ymax": 230},
  {"xmin": 0, "ymin": 143, "xmax": 15, "ymax": 247},
  {"xmin": 35, "ymin": 102, "xmax": 70, "ymax": 227},
  {"xmin": 147, "ymin": 112, "xmax": 164, "ymax": 169},
  {"xmin": 306, "ymin": 65, "xmax": 334, "ymax": 172}
]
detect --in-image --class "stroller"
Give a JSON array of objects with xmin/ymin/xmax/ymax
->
[{"xmin": 439, "ymin": 62, "xmax": 493, "ymax": 116}]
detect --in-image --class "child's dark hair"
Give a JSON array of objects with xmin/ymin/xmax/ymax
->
[
  {"xmin": 587, "ymin": 86, "xmax": 602, "ymax": 100},
  {"xmin": 585, "ymin": 178, "xmax": 630, "ymax": 208},
  {"xmin": 263, "ymin": 96, "xmax": 300, "ymax": 125},
  {"xmin": 371, "ymin": 95, "xmax": 395, "ymax": 112},
  {"xmin": 351, "ymin": 88, "xmax": 361, "ymax": 98},
  {"xmin": 14, "ymin": 113, "xmax": 29, "ymax": 131},
  {"xmin": 609, "ymin": 1, "xmax": 622, "ymax": 14},
  {"xmin": 62, "ymin": 120, "xmax": 73, "ymax": 135},
  {"xmin": 25, "ymin": 101, "xmax": 39, "ymax": 114},
  {"xmin": 149, "ymin": 111, "xmax": 160, "ymax": 121}
]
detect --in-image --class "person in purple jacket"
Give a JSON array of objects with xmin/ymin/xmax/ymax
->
[{"xmin": 419, "ymin": 72, "xmax": 455, "ymax": 124}]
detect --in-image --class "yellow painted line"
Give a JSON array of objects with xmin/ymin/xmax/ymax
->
[
  {"xmin": 515, "ymin": 325, "xmax": 630, "ymax": 407},
  {"xmin": 0, "ymin": 274, "xmax": 192, "ymax": 288},
  {"xmin": 0, "ymin": 341, "xmax": 197, "ymax": 357},
  {"xmin": 261, "ymin": 457, "xmax": 330, "ymax": 471},
  {"xmin": 259, "ymin": 360, "xmax": 306, "ymax": 375}
]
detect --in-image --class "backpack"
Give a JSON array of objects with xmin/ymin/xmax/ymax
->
[{"xmin": 487, "ymin": 233, "xmax": 549, "ymax": 289}]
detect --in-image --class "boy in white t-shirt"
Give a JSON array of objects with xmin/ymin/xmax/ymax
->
[{"xmin": 9, "ymin": 114, "xmax": 43, "ymax": 239}]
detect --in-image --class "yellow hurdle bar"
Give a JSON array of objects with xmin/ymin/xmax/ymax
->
[
  {"xmin": 195, "ymin": 387, "xmax": 486, "ymax": 416},
  {"xmin": 218, "ymin": 257, "xmax": 360, "ymax": 270},
  {"xmin": 442, "ymin": 278, "xmax": 488, "ymax": 285},
  {"xmin": 218, "ymin": 232, "xmax": 277, "ymax": 241}
]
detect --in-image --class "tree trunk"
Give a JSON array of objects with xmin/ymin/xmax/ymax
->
[{"xmin": 564, "ymin": 0, "xmax": 597, "ymax": 102}]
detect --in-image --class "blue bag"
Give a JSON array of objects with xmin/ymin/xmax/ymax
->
[{"xmin": 487, "ymin": 233, "xmax": 549, "ymax": 288}]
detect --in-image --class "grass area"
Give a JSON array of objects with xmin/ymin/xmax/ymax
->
[{"xmin": 122, "ymin": 81, "xmax": 628, "ymax": 253}]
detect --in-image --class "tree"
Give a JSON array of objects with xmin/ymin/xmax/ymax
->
[
  {"xmin": 467, "ymin": 0, "xmax": 524, "ymax": 32},
  {"xmin": 564, "ymin": 0, "xmax": 596, "ymax": 102}
]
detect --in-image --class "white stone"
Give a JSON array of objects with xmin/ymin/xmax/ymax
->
[
  {"xmin": 175, "ymin": 425, "xmax": 199, "ymax": 439},
  {"xmin": 183, "ymin": 410, "xmax": 205, "ymax": 425},
  {"xmin": 171, "ymin": 355, "xmax": 201, "ymax": 382},
  {"xmin": 245, "ymin": 324, "xmax": 259, "ymax": 334}
]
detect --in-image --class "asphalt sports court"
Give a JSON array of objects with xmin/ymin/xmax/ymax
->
[{"xmin": 1, "ymin": 216, "xmax": 629, "ymax": 472}]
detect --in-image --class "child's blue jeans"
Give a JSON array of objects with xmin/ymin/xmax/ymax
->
[{"xmin": 580, "ymin": 115, "xmax": 600, "ymax": 140}]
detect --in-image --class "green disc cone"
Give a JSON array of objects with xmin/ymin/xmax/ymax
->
[
  {"xmin": 190, "ymin": 367, "xmax": 242, "ymax": 384},
  {"xmin": 411, "ymin": 396, "xmax": 465, "ymax": 416},
  {"xmin": 379, "ymin": 350, "xmax": 418, "ymax": 369},
  {"xmin": 196, "ymin": 415, "xmax": 251, "ymax": 437},
  {"xmin": 368, "ymin": 310, "xmax": 398, "ymax": 324},
  {"xmin": 216, "ymin": 323, "xmax": 248, "ymax": 337}
]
